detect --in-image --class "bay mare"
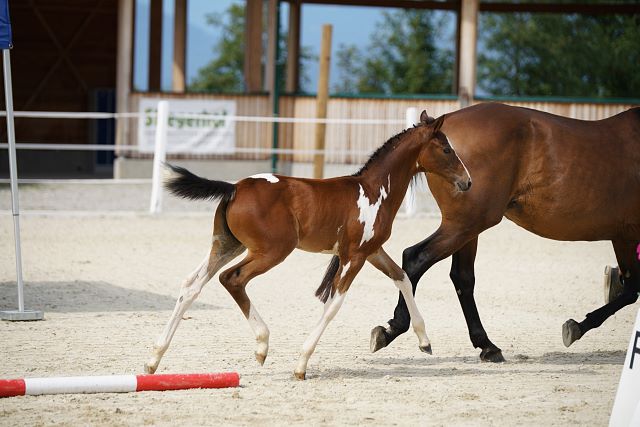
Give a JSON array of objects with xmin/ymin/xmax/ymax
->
[
  {"xmin": 370, "ymin": 102, "xmax": 640, "ymax": 362},
  {"xmin": 145, "ymin": 114, "xmax": 472, "ymax": 379}
]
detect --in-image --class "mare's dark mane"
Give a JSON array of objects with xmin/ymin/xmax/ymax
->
[{"xmin": 352, "ymin": 124, "xmax": 422, "ymax": 177}]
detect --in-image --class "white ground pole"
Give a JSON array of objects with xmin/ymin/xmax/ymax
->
[
  {"xmin": 0, "ymin": 49, "xmax": 43, "ymax": 321},
  {"xmin": 149, "ymin": 100, "xmax": 169, "ymax": 214},
  {"xmin": 402, "ymin": 107, "xmax": 419, "ymax": 217}
]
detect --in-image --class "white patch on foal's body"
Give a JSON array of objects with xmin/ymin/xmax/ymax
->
[
  {"xmin": 249, "ymin": 173, "xmax": 279, "ymax": 183},
  {"xmin": 356, "ymin": 176, "xmax": 390, "ymax": 246}
]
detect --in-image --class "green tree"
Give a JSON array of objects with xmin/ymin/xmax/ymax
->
[
  {"xmin": 189, "ymin": 3, "xmax": 312, "ymax": 93},
  {"xmin": 189, "ymin": 4, "xmax": 245, "ymax": 92},
  {"xmin": 333, "ymin": 10, "xmax": 455, "ymax": 95},
  {"xmin": 478, "ymin": 12, "xmax": 640, "ymax": 97}
]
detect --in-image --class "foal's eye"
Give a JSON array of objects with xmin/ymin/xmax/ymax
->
[{"xmin": 443, "ymin": 147, "xmax": 452, "ymax": 154}]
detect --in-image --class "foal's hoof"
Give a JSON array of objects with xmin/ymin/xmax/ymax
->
[
  {"xmin": 562, "ymin": 319, "xmax": 582, "ymax": 347},
  {"xmin": 480, "ymin": 347, "xmax": 505, "ymax": 363},
  {"xmin": 255, "ymin": 352, "xmax": 267, "ymax": 366},
  {"xmin": 144, "ymin": 362, "xmax": 157, "ymax": 375},
  {"xmin": 370, "ymin": 326, "xmax": 389, "ymax": 353},
  {"xmin": 419, "ymin": 344, "xmax": 433, "ymax": 355},
  {"xmin": 294, "ymin": 371, "xmax": 306, "ymax": 381}
]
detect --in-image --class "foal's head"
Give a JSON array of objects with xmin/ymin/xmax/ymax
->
[{"xmin": 414, "ymin": 111, "xmax": 472, "ymax": 192}]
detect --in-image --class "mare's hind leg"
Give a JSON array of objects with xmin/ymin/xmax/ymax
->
[
  {"xmin": 367, "ymin": 248, "xmax": 432, "ymax": 353},
  {"xmin": 448, "ymin": 239, "xmax": 504, "ymax": 362},
  {"xmin": 219, "ymin": 245, "xmax": 295, "ymax": 366},
  {"xmin": 563, "ymin": 240, "xmax": 640, "ymax": 347},
  {"xmin": 145, "ymin": 233, "xmax": 244, "ymax": 374}
]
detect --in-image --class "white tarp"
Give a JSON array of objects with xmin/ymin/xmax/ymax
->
[
  {"xmin": 610, "ymin": 308, "xmax": 640, "ymax": 426},
  {"xmin": 138, "ymin": 98, "xmax": 236, "ymax": 154}
]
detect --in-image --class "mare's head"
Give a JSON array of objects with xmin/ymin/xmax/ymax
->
[{"xmin": 415, "ymin": 111, "xmax": 472, "ymax": 192}]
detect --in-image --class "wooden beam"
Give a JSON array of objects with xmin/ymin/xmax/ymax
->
[
  {"xmin": 244, "ymin": 0, "xmax": 263, "ymax": 92},
  {"xmin": 288, "ymin": 1, "xmax": 639, "ymax": 15},
  {"xmin": 265, "ymin": 0, "xmax": 278, "ymax": 94},
  {"xmin": 172, "ymin": 0, "xmax": 186, "ymax": 92},
  {"xmin": 296, "ymin": 0, "xmax": 458, "ymax": 11},
  {"xmin": 286, "ymin": 0, "xmax": 301, "ymax": 93},
  {"xmin": 480, "ymin": 2, "xmax": 640, "ymax": 15},
  {"xmin": 313, "ymin": 24, "xmax": 332, "ymax": 179},
  {"xmin": 148, "ymin": 0, "xmax": 163, "ymax": 92},
  {"xmin": 458, "ymin": 0, "xmax": 478, "ymax": 106},
  {"xmin": 116, "ymin": 0, "xmax": 134, "ymax": 147}
]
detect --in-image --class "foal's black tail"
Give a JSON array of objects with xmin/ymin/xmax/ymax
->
[
  {"xmin": 164, "ymin": 163, "xmax": 235, "ymax": 203},
  {"xmin": 315, "ymin": 255, "xmax": 340, "ymax": 303}
]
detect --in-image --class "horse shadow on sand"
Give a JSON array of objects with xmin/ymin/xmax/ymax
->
[
  {"xmin": 0, "ymin": 281, "xmax": 221, "ymax": 313},
  {"xmin": 313, "ymin": 350, "xmax": 625, "ymax": 380}
]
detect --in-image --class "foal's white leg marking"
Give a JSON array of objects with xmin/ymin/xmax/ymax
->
[
  {"xmin": 356, "ymin": 178, "xmax": 390, "ymax": 246},
  {"xmin": 249, "ymin": 173, "xmax": 279, "ymax": 183},
  {"xmin": 294, "ymin": 291, "xmax": 346, "ymax": 379},
  {"xmin": 395, "ymin": 273, "xmax": 431, "ymax": 350},
  {"xmin": 145, "ymin": 253, "xmax": 213, "ymax": 373},
  {"xmin": 248, "ymin": 303, "xmax": 270, "ymax": 364}
]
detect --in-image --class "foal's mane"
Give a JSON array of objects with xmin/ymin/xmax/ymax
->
[{"xmin": 352, "ymin": 124, "xmax": 422, "ymax": 177}]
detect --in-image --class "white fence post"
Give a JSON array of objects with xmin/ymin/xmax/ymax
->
[
  {"xmin": 403, "ymin": 107, "xmax": 419, "ymax": 217},
  {"xmin": 149, "ymin": 100, "xmax": 169, "ymax": 214}
]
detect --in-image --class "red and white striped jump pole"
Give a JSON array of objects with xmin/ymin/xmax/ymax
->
[{"xmin": 0, "ymin": 372, "xmax": 239, "ymax": 398}]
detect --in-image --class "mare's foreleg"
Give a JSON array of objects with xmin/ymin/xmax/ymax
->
[
  {"xmin": 294, "ymin": 256, "xmax": 365, "ymax": 380},
  {"xmin": 367, "ymin": 248, "xmax": 432, "ymax": 353},
  {"xmin": 563, "ymin": 240, "xmax": 640, "ymax": 347},
  {"xmin": 449, "ymin": 239, "xmax": 504, "ymax": 362},
  {"xmin": 370, "ymin": 226, "xmax": 474, "ymax": 352},
  {"xmin": 145, "ymin": 235, "xmax": 243, "ymax": 374}
]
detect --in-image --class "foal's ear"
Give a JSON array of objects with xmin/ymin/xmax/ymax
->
[
  {"xmin": 431, "ymin": 115, "xmax": 445, "ymax": 134},
  {"xmin": 420, "ymin": 110, "xmax": 435, "ymax": 124}
]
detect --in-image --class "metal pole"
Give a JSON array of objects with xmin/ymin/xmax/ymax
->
[{"xmin": 1, "ymin": 49, "xmax": 43, "ymax": 321}]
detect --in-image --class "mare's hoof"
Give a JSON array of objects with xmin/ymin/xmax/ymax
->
[
  {"xmin": 255, "ymin": 352, "xmax": 267, "ymax": 366},
  {"xmin": 144, "ymin": 362, "xmax": 157, "ymax": 374},
  {"xmin": 480, "ymin": 347, "xmax": 505, "ymax": 363},
  {"xmin": 294, "ymin": 371, "xmax": 306, "ymax": 381},
  {"xmin": 604, "ymin": 265, "xmax": 624, "ymax": 304},
  {"xmin": 562, "ymin": 319, "xmax": 582, "ymax": 347},
  {"xmin": 419, "ymin": 344, "xmax": 433, "ymax": 355},
  {"xmin": 370, "ymin": 326, "xmax": 388, "ymax": 353}
]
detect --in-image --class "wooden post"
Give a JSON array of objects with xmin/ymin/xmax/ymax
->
[
  {"xmin": 172, "ymin": 0, "xmax": 186, "ymax": 92},
  {"xmin": 244, "ymin": 0, "xmax": 262, "ymax": 92},
  {"xmin": 148, "ymin": 0, "xmax": 163, "ymax": 92},
  {"xmin": 313, "ymin": 24, "xmax": 332, "ymax": 179},
  {"xmin": 286, "ymin": 0, "xmax": 300, "ymax": 93},
  {"xmin": 116, "ymin": 0, "xmax": 133, "ymax": 149},
  {"xmin": 266, "ymin": 0, "xmax": 280, "ymax": 172},
  {"xmin": 458, "ymin": 0, "xmax": 478, "ymax": 107}
]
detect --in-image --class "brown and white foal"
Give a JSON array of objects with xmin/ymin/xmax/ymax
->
[{"xmin": 145, "ymin": 112, "xmax": 471, "ymax": 379}]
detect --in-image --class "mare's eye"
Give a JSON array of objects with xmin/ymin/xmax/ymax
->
[{"xmin": 443, "ymin": 147, "xmax": 452, "ymax": 154}]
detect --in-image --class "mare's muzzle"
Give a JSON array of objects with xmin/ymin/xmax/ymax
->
[{"xmin": 456, "ymin": 177, "xmax": 472, "ymax": 192}]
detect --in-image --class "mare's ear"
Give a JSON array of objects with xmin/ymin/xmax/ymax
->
[
  {"xmin": 420, "ymin": 110, "xmax": 435, "ymax": 124},
  {"xmin": 431, "ymin": 115, "xmax": 445, "ymax": 134}
]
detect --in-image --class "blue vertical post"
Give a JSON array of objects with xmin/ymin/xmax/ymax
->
[{"xmin": 0, "ymin": 0, "xmax": 43, "ymax": 321}]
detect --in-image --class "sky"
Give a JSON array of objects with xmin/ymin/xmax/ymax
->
[{"xmin": 133, "ymin": 0, "xmax": 383, "ymax": 92}]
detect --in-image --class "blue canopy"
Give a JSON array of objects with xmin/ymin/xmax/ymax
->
[{"xmin": 0, "ymin": 0, "xmax": 12, "ymax": 49}]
